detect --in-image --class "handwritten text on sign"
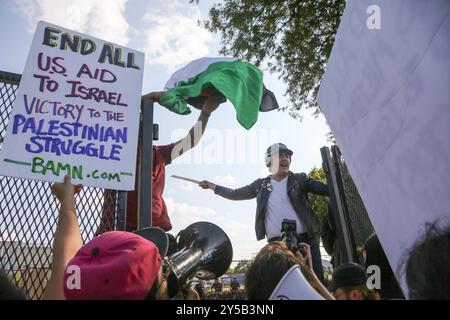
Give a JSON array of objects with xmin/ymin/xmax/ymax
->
[{"xmin": 0, "ymin": 21, "xmax": 144, "ymax": 190}]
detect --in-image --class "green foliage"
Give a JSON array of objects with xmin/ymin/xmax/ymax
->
[
  {"xmin": 228, "ymin": 259, "xmax": 252, "ymax": 274},
  {"xmin": 14, "ymin": 271, "xmax": 24, "ymax": 288},
  {"xmin": 308, "ymin": 166, "xmax": 328, "ymax": 222},
  {"xmin": 204, "ymin": 0, "xmax": 346, "ymax": 119}
]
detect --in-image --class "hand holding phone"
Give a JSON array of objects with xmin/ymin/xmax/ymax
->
[{"xmin": 298, "ymin": 242, "xmax": 313, "ymax": 270}]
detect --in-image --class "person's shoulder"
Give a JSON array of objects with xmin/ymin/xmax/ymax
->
[
  {"xmin": 252, "ymin": 176, "xmax": 269, "ymax": 188},
  {"xmin": 247, "ymin": 176, "xmax": 264, "ymax": 186},
  {"xmin": 154, "ymin": 143, "xmax": 176, "ymax": 152},
  {"xmin": 257, "ymin": 175, "xmax": 271, "ymax": 182},
  {"xmin": 154, "ymin": 143, "xmax": 176, "ymax": 164},
  {"xmin": 292, "ymin": 172, "xmax": 308, "ymax": 180}
]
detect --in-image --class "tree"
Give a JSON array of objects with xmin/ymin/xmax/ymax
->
[
  {"xmin": 308, "ymin": 166, "xmax": 328, "ymax": 222},
  {"xmin": 203, "ymin": 0, "xmax": 346, "ymax": 119},
  {"xmin": 230, "ymin": 259, "xmax": 251, "ymax": 275}
]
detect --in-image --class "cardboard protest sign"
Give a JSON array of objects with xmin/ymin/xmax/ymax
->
[
  {"xmin": 0, "ymin": 21, "xmax": 144, "ymax": 190},
  {"xmin": 269, "ymin": 266, "xmax": 324, "ymax": 300},
  {"xmin": 317, "ymin": 0, "xmax": 450, "ymax": 296}
]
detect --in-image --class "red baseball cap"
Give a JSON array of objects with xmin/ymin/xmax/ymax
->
[{"xmin": 63, "ymin": 230, "xmax": 165, "ymax": 300}]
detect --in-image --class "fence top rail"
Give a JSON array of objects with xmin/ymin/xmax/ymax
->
[{"xmin": 0, "ymin": 70, "xmax": 21, "ymax": 85}]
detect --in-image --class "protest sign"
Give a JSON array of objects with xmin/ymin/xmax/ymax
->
[
  {"xmin": 317, "ymin": 0, "xmax": 450, "ymax": 295},
  {"xmin": 0, "ymin": 21, "xmax": 144, "ymax": 190}
]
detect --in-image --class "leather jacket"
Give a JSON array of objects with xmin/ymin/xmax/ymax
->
[{"xmin": 214, "ymin": 172, "xmax": 329, "ymax": 240}]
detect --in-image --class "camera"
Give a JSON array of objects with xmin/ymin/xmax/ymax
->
[{"xmin": 280, "ymin": 219, "xmax": 299, "ymax": 252}]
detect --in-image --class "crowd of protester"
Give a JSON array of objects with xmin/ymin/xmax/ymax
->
[
  {"xmin": 1, "ymin": 159, "xmax": 450, "ymax": 301},
  {"xmin": 1, "ymin": 177, "xmax": 450, "ymax": 300},
  {"xmin": 0, "ymin": 92, "xmax": 448, "ymax": 300}
]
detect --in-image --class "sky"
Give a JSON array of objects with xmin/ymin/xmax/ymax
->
[{"xmin": 0, "ymin": 0, "xmax": 332, "ymax": 260}]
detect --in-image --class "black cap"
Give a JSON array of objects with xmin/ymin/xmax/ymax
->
[
  {"xmin": 329, "ymin": 262, "xmax": 367, "ymax": 292},
  {"xmin": 133, "ymin": 227, "xmax": 169, "ymax": 257},
  {"xmin": 265, "ymin": 143, "xmax": 293, "ymax": 166}
]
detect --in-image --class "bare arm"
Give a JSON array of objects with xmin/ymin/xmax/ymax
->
[
  {"xmin": 171, "ymin": 88, "xmax": 223, "ymax": 161},
  {"xmin": 295, "ymin": 250, "xmax": 335, "ymax": 300},
  {"xmin": 143, "ymin": 88, "xmax": 222, "ymax": 162},
  {"xmin": 43, "ymin": 175, "xmax": 82, "ymax": 300},
  {"xmin": 170, "ymin": 110, "xmax": 213, "ymax": 161}
]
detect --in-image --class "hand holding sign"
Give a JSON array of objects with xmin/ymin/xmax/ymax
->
[{"xmin": 51, "ymin": 175, "xmax": 83, "ymax": 202}]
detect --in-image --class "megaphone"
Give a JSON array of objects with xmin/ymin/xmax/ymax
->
[{"xmin": 166, "ymin": 221, "xmax": 233, "ymax": 298}]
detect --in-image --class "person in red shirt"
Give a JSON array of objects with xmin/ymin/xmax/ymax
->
[{"xmin": 97, "ymin": 89, "xmax": 222, "ymax": 234}]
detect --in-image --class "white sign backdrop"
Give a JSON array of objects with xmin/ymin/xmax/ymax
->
[
  {"xmin": 317, "ymin": 0, "xmax": 450, "ymax": 297},
  {"xmin": 0, "ymin": 21, "xmax": 144, "ymax": 190}
]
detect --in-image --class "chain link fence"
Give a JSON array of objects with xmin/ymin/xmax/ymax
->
[
  {"xmin": 0, "ymin": 71, "xmax": 118, "ymax": 299},
  {"xmin": 321, "ymin": 145, "xmax": 375, "ymax": 266},
  {"xmin": 332, "ymin": 146, "xmax": 375, "ymax": 259}
]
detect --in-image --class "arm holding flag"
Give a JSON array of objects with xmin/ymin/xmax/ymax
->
[{"xmin": 151, "ymin": 87, "xmax": 222, "ymax": 161}]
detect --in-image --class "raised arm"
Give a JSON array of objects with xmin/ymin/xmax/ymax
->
[
  {"xmin": 295, "ymin": 250, "xmax": 335, "ymax": 300},
  {"xmin": 302, "ymin": 173, "xmax": 329, "ymax": 196},
  {"xmin": 143, "ymin": 88, "xmax": 223, "ymax": 162},
  {"xmin": 43, "ymin": 175, "xmax": 82, "ymax": 300},
  {"xmin": 199, "ymin": 179, "xmax": 261, "ymax": 201}
]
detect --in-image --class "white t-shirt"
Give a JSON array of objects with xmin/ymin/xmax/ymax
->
[{"xmin": 265, "ymin": 177, "xmax": 305, "ymax": 240}]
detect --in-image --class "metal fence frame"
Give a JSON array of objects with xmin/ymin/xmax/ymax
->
[
  {"xmin": 321, "ymin": 145, "xmax": 375, "ymax": 266},
  {"xmin": 321, "ymin": 146, "xmax": 354, "ymax": 264}
]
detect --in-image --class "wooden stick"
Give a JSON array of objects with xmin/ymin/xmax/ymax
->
[{"xmin": 171, "ymin": 175, "xmax": 201, "ymax": 184}]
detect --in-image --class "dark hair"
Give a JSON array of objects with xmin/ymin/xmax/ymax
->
[
  {"xmin": 364, "ymin": 233, "xmax": 404, "ymax": 299},
  {"xmin": 338, "ymin": 284, "xmax": 380, "ymax": 300},
  {"xmin": 402, "ymin": 222, "xmax": 450, "ymax": 300},
  {"xmin": 245, "ymin": 241, "xmax": 315, "ymax": 300},
  {"xmin": 0, "ymin": 271, "xmax": 27, "ymax": 300},
  {"xmin": 144, "ymin": 273, "xmax": 163, "ymax": 300},
  {"xmin": 166, "ymin": 233, "xmax": 178, "ymax": 257}
]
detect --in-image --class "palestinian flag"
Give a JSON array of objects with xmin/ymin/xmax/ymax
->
[{"xmin": 160, "ymin": 57, "xmax": 279, "ymax": 129}]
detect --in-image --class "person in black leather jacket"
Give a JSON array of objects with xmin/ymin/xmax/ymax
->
[{"xmin": 199, "ymin": 143, "xmax": 329, "ymax": 282}]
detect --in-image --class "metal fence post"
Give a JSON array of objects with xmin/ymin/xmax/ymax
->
[
  {"xmin": 138, "ymin": 99, "xmax": 154, "ymax": 229},
  {"xmin": 331, "ymin": 146, "xmax": 375, "ymax": 261},
  {"xmin": 116, "ymin": 191, "xmax": 127, "ymax": 231},
  {"xmin": 321, "ymin": 146, "xmax": 354, "ymax": 263}
]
